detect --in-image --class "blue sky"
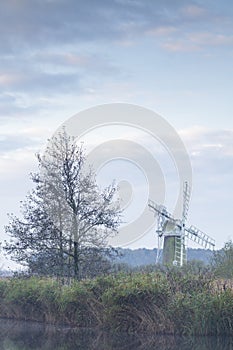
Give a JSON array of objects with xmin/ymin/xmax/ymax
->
[{"xmin": 0, "ymin": 0, "xmax": 233, "ymax": 264}]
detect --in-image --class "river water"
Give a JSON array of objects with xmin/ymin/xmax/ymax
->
[{"xmin": 0, "ymin": 319, "xmax": 232, "ymax": 350}]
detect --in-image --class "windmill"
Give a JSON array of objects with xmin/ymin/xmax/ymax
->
[{"xmin": 148, "ymin": 182, "xmax": 215, "ymax": 266}]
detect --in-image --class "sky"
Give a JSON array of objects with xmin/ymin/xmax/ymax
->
[{"xmin": 1, "ymin": 0, "xmax": 233, "ymax": 267}]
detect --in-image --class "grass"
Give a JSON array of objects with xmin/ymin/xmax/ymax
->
[{"xmin": 0, "ymin": 271, "xmax": 232, "ymax": 336}]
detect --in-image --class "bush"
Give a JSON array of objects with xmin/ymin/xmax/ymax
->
[{"xmin": 211, "ymin": 241, "xmax": 233, "ymax": 278}]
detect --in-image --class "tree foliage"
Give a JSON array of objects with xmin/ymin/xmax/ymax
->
[
  {"xmin": 4, "ymin": 129, "xmax": 121, "ymax": 279},
  {"xmin": 211, "ymin": 240, "xmax": 233, "ymax": 278}
]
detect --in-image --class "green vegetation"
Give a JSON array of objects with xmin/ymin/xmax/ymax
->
[
  {"xmin": 211, "ymin": 240, "xmax": 233, "ymax": 278},
  {"xmin": 0, "ymin": 270, "xmax": 232, "ymax": 336}
]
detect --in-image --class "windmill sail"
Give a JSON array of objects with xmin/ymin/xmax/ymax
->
[
  {"xmin": 185, "ymin": 225, "xmax": 215, "ymax": 249},
  {"xmin": 148, "ymin": 200, "xmax": 174, "ymax": 220},
  {"xmin": 182, "ymin": 181, "xmax": 190, "ymax": 223}
]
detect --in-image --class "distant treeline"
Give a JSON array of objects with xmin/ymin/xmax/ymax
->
[{"xmin": 116, "ymin": 247, "xmax": 213, "ymax": 267}]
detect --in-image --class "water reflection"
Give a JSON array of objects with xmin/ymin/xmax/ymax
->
[{"xmin": 0, "ymin": 319, "xmax": 232, "ymax": 350}]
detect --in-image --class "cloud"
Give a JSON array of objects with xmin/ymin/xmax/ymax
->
[
  {"xmin": 187, "ymin": 32, "xmax": 233, "ymax": 48},
  {"xmin": 161, "ymin": 31, "xmax": 233, "ymax": 52},
  {"xmin": 180, "ymin": 5, "xmax": 206, "ymax": 18},
  {"xmin": 179, "ymin": 127, "xmax": 233, "ymax": 178},
  {"xmin": 0, "ymin": 73, "xmax": 21, "ymax": 86},
  {"xmin": 0, "ymin": 0, "xmax": 231, "ymax": 109},
  {"xmin": 0, "ymin": 70, "xmax": 79, "ymax": 93},
  {"xmin": 0, "ymin": 0, "xmax": 136, "ymax": 52},
  {"xmin": 0, "ymin": 124, "xmax": 53, "ymax": 159},
  {"xmin": 0, "ymin": 0, "xmax": 205, "ymax": 54},
  {"xmin": 178, "ymin": 126, "xmax": 233, "ymax": 248},
  {"xmin": 146, "ymin": 26, "xmax": 178, "ymax": 37},
  {"xmin": 0, "ymin": 48, "xmax": 121, "ymax": 125},
  {"xmin": 35, "ymin": 52, "xmax": 91, "ymax": 67},
  {"xmin": 0, "ymin": 0, "xmax": 232, "ymax": 253},
  {"xmin": 0, "ymin": 134, "xmax": 38, "ymax": 153},
  {"xmin": 179, "ymin": 126, "xmax": 233, "ymax": 150},
  {"xmin": 142, "ymin": 3, "xmax": 233, "ymax": 53},
  {"xmin": 162, "ymin": 41, "xmax": 200, "ymax": 52},
  {"xmin": 0, "ymin": 0, "xmax": 231, "ymax": 60}
]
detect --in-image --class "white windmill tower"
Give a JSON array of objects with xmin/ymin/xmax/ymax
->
[{"xmin": 148, "ymin": 182, "xmax": 215, "ymax": 266}]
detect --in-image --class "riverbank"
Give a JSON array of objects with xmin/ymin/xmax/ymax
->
[{"xmin": 0, "ymin": 272, "xmax": 232, "ymax": 336}]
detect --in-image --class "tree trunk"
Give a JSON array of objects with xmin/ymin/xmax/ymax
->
[
  {"xmin": 58, "ymin": 201, "xmax": 64, "ymax": 282},
  {"xmin": 74, "ymin": 240, "xmax": 79, "ymax": 279},
  {"xmin": 73, "ymin": 213, "xmax": 80, "ymax": 279}
]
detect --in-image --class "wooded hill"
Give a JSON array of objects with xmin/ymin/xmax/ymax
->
[{"xmin": 116, "ymin": 247, "xmax": 213, "ymax": 267}]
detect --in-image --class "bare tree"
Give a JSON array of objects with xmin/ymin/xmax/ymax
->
[{"xmin": 5, "ymin": 129, "xmax": 121, "ymax": 279}]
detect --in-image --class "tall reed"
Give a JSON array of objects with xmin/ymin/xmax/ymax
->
[{"xmin": 0, "ymin": 272, "xmax": 232, "ymax": 336}]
